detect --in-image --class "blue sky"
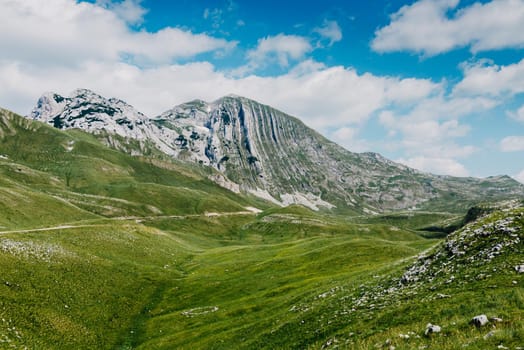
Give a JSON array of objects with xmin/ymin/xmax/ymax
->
[{"xmin": 0, "ymin": 0, "xmax": 523, "ymax": 182}]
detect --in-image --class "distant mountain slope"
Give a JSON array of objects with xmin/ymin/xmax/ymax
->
[
  {"xmin": 28, "ymin": 90, "xmax": 524, "ymax": 213},
  {"xmin": 0, "ymin": 107, "xmax": 262, "ymax": 226}
]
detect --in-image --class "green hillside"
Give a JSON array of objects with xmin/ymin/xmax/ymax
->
[
  {"xmin": 1, "ymin": 107, "xmax": 523, "ymax": 349},
  {"xmin": 0, "ymin": 108, "xmax": 265, "ymax": 224}
]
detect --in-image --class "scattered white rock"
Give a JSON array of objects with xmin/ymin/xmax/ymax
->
[
  {"xmin": 483, "ymin": 330, "xmax": 496, "ymax": 340},
  {"xmin": 424, "ymin": 323, "xmax": 441, "ymax": 336},
  {"xmin": 515, "ymin": 264, "xmax": 524, "ymax": 273},
  {"xmin": 436, "ymin": 293, "xmax": 451, "ymax": 299},
  {"xmin": 471, "ymin": 314, "xmax": 489, "ymax": 327},
  {"xmin": 0, "ymin": 239, "xmax": 74, "ymax": 262},
  {"xmin": 181, "ymin": 306, "xmax": 219, "ymax": 317}
]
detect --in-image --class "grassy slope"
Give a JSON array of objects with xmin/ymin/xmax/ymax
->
[
  {"xmin": 3, "ymin": 205, "xmax": 520, "ymax": 350},
  {"xmin": 0, "ymin": 109, "xmax": 264, "ymax": 222},
  {"xmin": 0, "ymin": 210, "xmax": 436, "ymax": 349},
  {"xmin": 0, "ymin": 223, "xmax": 186, "ymax": 349},
  {"xmin": 135, "ymin": 214, "xmax": 435, "ymax": 350},
  {"xmin": 135, "ymin": 206, "xmax": 524, "ymax": 350},
  {"xmin": 1, "ymin": 108, "xmax": 523, "ymax": 349}
]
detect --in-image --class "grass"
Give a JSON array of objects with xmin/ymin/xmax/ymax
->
[
  {"xmin": 1, "ymin": 190, "xmax": 523, "ymax": 349},
  {"xmin": 1, "ymin": 108, "xmax": 523, "ymax": 349}
]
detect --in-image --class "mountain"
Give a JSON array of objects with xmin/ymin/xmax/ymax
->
[
  {"xmin": 0, "ymin": 106, "xmax": 263, "ymax": 226},
  {"xmin": 2, "ymin": 106, "xmax": 524, "ymax": 348},
  {"xmin": 29, "ymin": 89, "xmax": 524, "ymax": 213}
]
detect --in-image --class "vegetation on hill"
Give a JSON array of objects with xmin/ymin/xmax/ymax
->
[{"xmin": 1, "ymin": 107, "xmax": 523, "ymax": 349}]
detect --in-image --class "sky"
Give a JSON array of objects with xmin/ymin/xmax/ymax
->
[{"xmin": 0, "ymin": 0, "xmax": 523, "ymax": 182}]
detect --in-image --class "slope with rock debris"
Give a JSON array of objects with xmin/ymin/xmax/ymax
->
[{"xmin": 28, "ymin": 90, "xmax": 524, "ymax": 212}]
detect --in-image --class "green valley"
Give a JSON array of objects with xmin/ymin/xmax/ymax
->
[{"xmin": 1, "ymin": 107, "xmax": 523, "ymax": 350}]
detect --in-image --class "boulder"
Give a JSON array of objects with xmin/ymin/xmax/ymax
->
[
  {"xmin": 471, "ymin": 314, "xmax": 489, "ymax": 327},
  {"xmin": 424, "ymin": 323, "xmax": 441, "ymax": 336}
]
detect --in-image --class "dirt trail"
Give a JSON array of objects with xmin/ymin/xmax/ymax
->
[
  {"xmin": 0, "ymin": 224, "xmax": 107, "ymax": 235},
  {"xmin": 0, "ymin": 209, "xmax": 260, "ymax": 235}
]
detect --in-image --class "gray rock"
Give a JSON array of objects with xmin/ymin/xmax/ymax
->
[
  {"xmin": 471, "ymin": 314, "xmax": 489, "ymax": 327},
  {"xmin": 28, "ymin": 89, "xmax": 524, "ymax": 213},
  {"xmin": 424, "ymin": 323, "xmax": 441, "ymax": 336},
  {"xmin": 483, "ymin": 330, "xmax": 496, "ymax": 340}
]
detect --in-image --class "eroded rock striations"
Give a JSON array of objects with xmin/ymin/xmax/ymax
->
[{"xmin": 28, "ymin": 89, "xmax": 524, "ymax": 212}]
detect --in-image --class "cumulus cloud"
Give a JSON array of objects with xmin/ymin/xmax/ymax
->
[
  {"xmin": 314, "ymin": 20, "xmax": 342, "ymax": 46},
  {"xmin": 0, "ymin": 0, "xmax": 514, "ymax": 179},
  {"xmin": 396, "ymin": 156, "xmax": 469, "ymax": 177},
  {"xmin": 500, "ymin": 136, "xmax": 524, "ymax": 152},
  {"xmin": 0, "ymin": 0, "xmax": 443, "ymax": 129},
  {"xmin": 330, "ymin": 127, "xmax": 370, "ymax": 152},
  {"xmin": 244, "ymin": 34, "xmax": 313, "ymax": 71},
  {"xmin": 376, "ymin": 93, "xmax": 495, "ymax": 176},
  {"xmin": 96, "ymin": 0, "xmax": 147, "ymax": 25},
  {"xmin": 0, "ymin": 56, "xmax": 443, "ymax": 135},
  {"xmin": 372, "ymin": 0, "xmax": 524, "ymax": 56},
  {"xmin": 515, "ymin": 169, "xmax": 524, "ymax": 184},
  {"xmin": 507, "ymin": 105, "xmax": 524, "ymax": 122},
  {"xmin": 454, "ymin": 58, "xmax": 524, "ymax": 97},
  {"xmin": 0, "ymin": 0, "xmax": 234, "ymax": 66}
]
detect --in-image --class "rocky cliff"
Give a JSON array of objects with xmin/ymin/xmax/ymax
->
[{"xmin": 28, "ymin": 89, "xmax": 524, "ymax": 212}]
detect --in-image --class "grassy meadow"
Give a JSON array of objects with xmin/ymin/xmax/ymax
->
[{"xmin": 0, "ymin": 108, "xmax": 523, "ymax": 349}]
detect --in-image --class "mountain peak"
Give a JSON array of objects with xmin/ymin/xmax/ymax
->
[
  {"xmin": 26, "ymin": 89, "xmax": 524, "ymax": 212},
  {"xmin": 70, "ymin": 88, "xmax": 101, "ymax": 98},
  {"xmin": 28, "ymin": 89, "xmax": 150, "ymax": 142},
  {"xmin": 219, "ymin": 93, "xmax": 245, "ymax": 101},
  {"xmin": 30, "ymin": 92, "xmax": 68, "ymax": 122}
]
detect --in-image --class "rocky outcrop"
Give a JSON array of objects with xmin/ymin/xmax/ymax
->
[
  {"xmin": 28, "ymin": 89, "xmax": 524, "ymax": 212},
  {"xmin": 424, "ymin": 323, "xmax": 441, "ymax": 336},
  {"xmin": 471, "ymin": 315, "xmax": 489, "ymax": 327}
]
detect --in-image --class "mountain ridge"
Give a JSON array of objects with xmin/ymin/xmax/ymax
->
[{"xmin": 27, "ymin": 89, "xmax": 524, "ymax": 213}]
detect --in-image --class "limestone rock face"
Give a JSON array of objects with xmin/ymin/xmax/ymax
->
[{"xmin": 29, "ymin": 90, "xmax": 524, "ymax": 212}]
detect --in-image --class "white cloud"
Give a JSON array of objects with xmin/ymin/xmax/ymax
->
[
  {"xmin": 384, "ymin": 78, "xmax": 443, "ymax": 104},
  {"xmin": 379, "ymin": 94, "xmax": 498, "ymax": 129},
  {"xmin": 454, "ymin": 58, "xmax": 524, "ymax": 97},
  {"xmin": 372, "ymin": 0, "xmax": 524, "ymax": 55},
  {"xmin": 127, "ymin": 28, "xmax": 236, "ymax": 65},
  {"xmin": 96, "ymin": 0, "xmax": 147, "ymax": 25},
  {"xmin": 514, "ymin": 169, "xmax": 524, "ymax": 184},
  {"xmin": 0, "ymin": 0, "xmax": 446, "ymax": 140},
  {"xmin": 377, "ymin": 93, "xmax": 491, "ymax": 177},
  {"xmin": 239, "ymin": 62, "xmax": 441, "ymax": 129},
  {"xmin": 396, "ymin": 156, "xmax": 469, "ymax": 177},
  {"xmin": 0, "ymin": 0, "xmax": 234, "ymax": 66},
  {"xmin": 507, "ymin": 105, "xmax": 524, "ymax": 122},
  {"xmin": 245, "ymin": 34, "xmax": 313, "ymax": 70},
  {"xmin": 203, "ymin": 8, "xmax": 224, "ymax": 29},
  {"xmin": 314, "ymin": 20, "xmax": 342, "ymax": 46},
  {"xmin": 0, "ymin": 0, "xmax": 511, "ymax": 179},
  {"xmin": 0, "ymin": 57, "xmax": 441, "ymax": 133},
  {"xmin": 500, "ymin": 136, "xmax": 524, "ymax": 152},
  {"xmin": 330, "ymin": 127, "xmax": 370, "ymax": 152}
]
